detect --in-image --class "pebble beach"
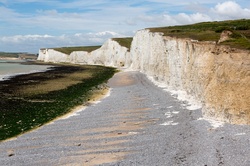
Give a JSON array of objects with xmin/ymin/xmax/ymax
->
[{"xmin": 0, "ymin": 71, "xmax": 249, "ymax": 166}]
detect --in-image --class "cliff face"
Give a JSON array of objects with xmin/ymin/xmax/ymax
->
[
  {"xmin": 38, "ymin": 49, "xmax": 70, "ymax": 63},
  {"xmin": 129, "ymin": 29, "xmax": 250, "ymax": 124},
  {"xmin": 203, "ymin": 47, "xmax": 250, "ymax": 124},
  {"xmin": 38, "ymin": 29, "xmax": 250, "ymax": 124},
  {"xmin": 38, "ymin": 39, "xmax": 130, "ymax": 68}
]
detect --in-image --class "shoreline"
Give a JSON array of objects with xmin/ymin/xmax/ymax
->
[
  {"xmin": 0, "ymin": 63, "xmax": 116, "ymax": 141},
  {"xmin": 53, "ymin": 84, "xmax": 111, "ymax": 121},
  {"xmin": 0, "ymin": 57, "xmax": 20, "ymax": 60},
  {"xmin": 3, "ymin": 83, "xmax": 112, "ymax": 143},
  {"xmin": 0, "ymin": 60, "xmax": 53, "ymax": 81},
  {"xmin": 0, "ymin": 68, "xmax": 53, "ymax": 81}
]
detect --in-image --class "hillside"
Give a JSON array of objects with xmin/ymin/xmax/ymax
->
[
  {"xmin": 51, "ymin": 19, "xmax": 250, "ymax": 54},
  {"xmin": 0, "ymin": 52, "xmax": 37, "ymax": 60},
  {"xmin": 148, "ymin": 19, "xmax": 250, "ymax": 50}
]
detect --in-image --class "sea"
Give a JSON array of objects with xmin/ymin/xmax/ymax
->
[{"xmin": 0, "ymin": 59, "xmax": 51, "ymax": 81}]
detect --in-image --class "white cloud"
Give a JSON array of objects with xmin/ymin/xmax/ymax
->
[
  {"xmin": 0, "ymin": 6, "xmax": 21, "ymax": 19},
  {"xmin": 191, "ymin": 13, "xmax": 212, "ymax": 22},
  {"xmin": 130, "ymin": 12, "xmax": 212, "ymax": 27},
  {"xmin": 185, "ymin": 2, "xmax": 208, "ymax": 13},
  {"xmin": 212, "ymin": 1, "xmax": 250, "ymax": 19},
  {"xmin": 1, "ymin": 1, "xmax": 250, "ymax": 53},
  {"xmin": 1, "ymin": 1, "xmax": 249, "ymax": 34},
  {"xmin": 0, "ymin": 31, "xmax": 128, "ymax": 53},
  {"xmin": 173, "ymin": 13, "xmax": 212, "ymax": 25}
]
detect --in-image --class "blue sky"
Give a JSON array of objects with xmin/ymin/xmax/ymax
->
[{"xmin": 0, "ymin": 0, "xmax": 250, "ymax": 53}]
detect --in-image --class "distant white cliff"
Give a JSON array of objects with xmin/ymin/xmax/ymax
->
[
  {"xmin": 38, "ymin": 29, "xmax": 250, "ymax": 124},
  {"xmin": 38, "ymin": 39, "xmax": 131, "ymax": 68}
]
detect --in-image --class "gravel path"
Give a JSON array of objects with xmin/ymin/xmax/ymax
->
[{"xmin": 0, "ymin": 71, "xmax": 249, "ymax": 166}]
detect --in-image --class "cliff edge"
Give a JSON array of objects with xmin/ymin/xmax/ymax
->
[{"xmin": 38, "ymin": 29, "xmax": 250, "ymax": 124}]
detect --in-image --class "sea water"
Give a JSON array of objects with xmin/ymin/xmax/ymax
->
[{"xmin": 0, "ymin": 60, "xmax": 52, "ymax": 81}]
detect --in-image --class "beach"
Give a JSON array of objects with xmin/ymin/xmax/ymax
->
[
  {"xmin": 0, "ymin": 71, "xmax": 249, "ymax": 165},
  {"xmin": 0, "ymin": 63, "xmax": 116, "ymax": 141}
]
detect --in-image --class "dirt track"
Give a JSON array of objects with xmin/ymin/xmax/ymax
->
[{"xmin": 0, "ymin": 71, "xmax": 250, "ymax": 166}]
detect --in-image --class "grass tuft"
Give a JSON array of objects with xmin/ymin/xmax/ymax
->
[{"xmin": 112, "ymin": 38, "xmax": 133, "ymax": 51}]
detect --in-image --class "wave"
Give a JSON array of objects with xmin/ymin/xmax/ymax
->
[{"xmin": 0, "ymin": 68, "xmax": 52, "ymax": 81}]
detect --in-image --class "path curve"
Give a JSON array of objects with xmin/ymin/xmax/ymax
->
[{"xmin": 0, "ymin": 71, "xmax": 250, "ymax": 166}]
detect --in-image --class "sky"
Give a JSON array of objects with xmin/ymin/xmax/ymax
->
[{"xmin": 0, "ymin": 0, "xmax": 250, "ymax": 53}]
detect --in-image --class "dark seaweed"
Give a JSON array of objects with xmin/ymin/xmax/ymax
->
[{"xmin": 0, "ymin": 64, "xmax": 116, "ymax": 141}]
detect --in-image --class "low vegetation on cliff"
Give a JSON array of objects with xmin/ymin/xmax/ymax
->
[
  {"xmin": 0, "ymin": 52, "xmax": 19, "ymax": 58},
  {"xmin": 50, "ymin": 19, "xmax": 250, "ymax": 54},
  {"xmin": 53, "ymin": 38, "xmax": 133, "ymax": 55},
  {"xmin": 53, "ymin": 46, "xmax": 101, "ymax": 55},
  {"xmin": 0, "ymin": 52, "xmax": 37, "ymax": 60},
  {"xmin": 112, "ymin": 37, "xmax": 133, "ymax": 51},
  {"xmin": 0, "ymin": 63, "xmax": 116, "ymax": 141},
  {"xmin": 148, "ymin": 19, "xmax": 250, "ymax": 50}
]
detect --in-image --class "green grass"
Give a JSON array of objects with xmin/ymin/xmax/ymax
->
[
  {"xmin": 0, "ymin": 52, "xmax": 20, "ymax": 58},
  {"xmin": 148, "ymin": 19, "xmax": 250, "ymax": 50},
  {"xmin": 112, "ymin": 37, "xmax": 133, "ymax": 51},
  {"xmin": 0, "ymin": 64, "xmax": 116, "ymax": 141},
  {"xmin": 53, "ymin": 46, "xmax": 101, "ymax": 55},
  {"xmin": 0, "ymin": 52, "xmax": 37, "ymax": 59},
  {"xmin": 53, "ymin": 38, "xmax": 133, "ymax": 54}
]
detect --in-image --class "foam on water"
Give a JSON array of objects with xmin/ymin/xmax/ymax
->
[
  {"xmin": 0, "ymin": 60, "xmax": 52, "ymax": 81},
  {"xmin": 0, "ymin": 69, "xmax": 51, "ymax": 81},
  {"xmin": 59, "ymin": 107, "xmax": 87, "ymax": 120}
]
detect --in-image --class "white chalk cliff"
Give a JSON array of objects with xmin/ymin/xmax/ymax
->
[
  {"xmin": 38, "ymin": 29, "xmax": 250, "ymax": 124},
  {"xmin": 38, "ymin": 39, "xmax": 131, "ymax": 68}
]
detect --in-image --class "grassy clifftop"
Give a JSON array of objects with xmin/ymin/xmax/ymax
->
[
  {"xmin": 112, "ymin": 37, "xmax": 133, "ymax": 51},
  {"xmin": 148, "ymin": 19, "xmax": 250, "ymax": 50},
  {"xmin": 53, "ymin": 46, "xmax": 101, "ymax": 55},
  {"xmin": 51, "ymin": 19, "xmax": 250, "ymax": 53},
  {"xmin": 0, "ymin": 52, "xmax": 37, "ymax": 59},
  {"xmin": 52, "ymin": 38, "xmax": 133, "ymax": 55}
]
